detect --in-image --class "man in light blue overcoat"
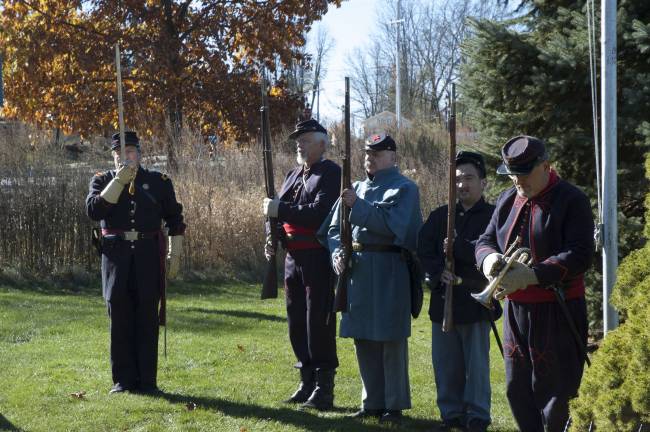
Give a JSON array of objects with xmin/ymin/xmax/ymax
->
[{"xmin": 318, "ymin": 134, "xmax": 422, "ymax": 424}]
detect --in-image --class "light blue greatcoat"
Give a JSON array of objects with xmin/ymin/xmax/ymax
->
[{"xmin": 318, "ymin": 166, "xmax": 422, "ymax": 341}]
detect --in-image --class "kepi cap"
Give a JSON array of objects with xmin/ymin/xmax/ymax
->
[
  {"xmin": 497, "ymin": 135, "xmax": 547, "ymax": 175},
  {"xmin": 288, "ymin": 119, "xmax": 327, "ymax": 139},
  {"xmin": 364, "ymin": 133, "xmax": 397, "ymax": 152},
  {"xmin": 111, "ymin": 131, "xmax": 140, "ymax": 151},
  {"xmin": 456, "ymin": 150, "xmax": 486, "ymax": 178}
]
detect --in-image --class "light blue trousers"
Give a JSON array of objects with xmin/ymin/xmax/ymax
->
[
  {"xmin": 354, "ymin": 338, "xmax": 411, "ymax": 410},
  {"xmin": 431, "ymin": 321, "xmax": 491, "ymax": 425}
]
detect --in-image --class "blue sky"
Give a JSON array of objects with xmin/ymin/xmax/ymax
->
[{"xmin": 306, "ymin": 0, "xmax": 380, "ymax": 125}]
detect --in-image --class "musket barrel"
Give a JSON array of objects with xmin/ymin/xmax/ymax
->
[
  {"xmin": 442, "ymin": 83, "xmax": 457, "ymax": 333},
  {"xmin": 333, "ymin": 77, "xmax": 352, "ymax": 312},
  {"xmin": 260, "ymin": 73, "xmax": 278, "ymax": 300}
]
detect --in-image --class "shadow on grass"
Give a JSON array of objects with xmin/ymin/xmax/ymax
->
[
  {"xmin": 148, "ymin": 390, "xmax": 445, "ymax": 431},
  {"xmin": 0, "ymin": 413, "xmax": 22, "ymax": 432},
  {"xmin": 181, "ymin": 307, "xmax": 286, "ymax": 323},
  {"xmin": 0, "ymin": 273, "xmax": 258, "ymax": 301}
]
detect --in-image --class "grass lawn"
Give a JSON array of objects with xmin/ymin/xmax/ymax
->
[{"xmin": 0, "ymin": 277, "xmax": 517, "ymax": 432}]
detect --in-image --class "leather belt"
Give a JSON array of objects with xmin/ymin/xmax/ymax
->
[
  {"xmin": 102, "ymin": 230, "xmax": 158, "ymax": 241},
  {"xmin": 352, "ymin": 242, "xmax": 403, "ymax": 253}
]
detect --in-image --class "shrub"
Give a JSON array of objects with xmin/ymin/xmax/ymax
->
[{"xmin": 570, "ymin": 154, "xmax": 650, "ymax": 431}]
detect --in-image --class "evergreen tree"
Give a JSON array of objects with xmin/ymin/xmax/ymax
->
[
  {"xmin": 461, "ymin": 0, "xmax": 650, "ymax": 330},
  {"xmin": 569, "ymin": 154, "xmax": 650, "ymax": 431}
]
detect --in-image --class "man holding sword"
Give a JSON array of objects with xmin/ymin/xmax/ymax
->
[{"xmin": 86, "ymin": 131, "xmax": 186, "ymax": 394}]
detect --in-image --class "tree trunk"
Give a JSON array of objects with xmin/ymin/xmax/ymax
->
[{"xmin": 166, "ymin": 98, "xmax": 182, "ymax": 173}]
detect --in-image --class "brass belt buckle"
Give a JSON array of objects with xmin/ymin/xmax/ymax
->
[
  {"xmin": 124, "ymin": 231, "xmax": 138, "ymax": 241},
  {"xmin": 352, "ymin": 242, "xmax": 362, "ymax": 252}
]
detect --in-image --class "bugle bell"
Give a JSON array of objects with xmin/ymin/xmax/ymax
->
[{"xmin": 472, "ymin": 247, "xmax": 533, "ymax": 309}]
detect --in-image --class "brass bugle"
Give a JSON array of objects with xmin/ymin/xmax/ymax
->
[{"xmin": 472, "ymin": 247, "xmax": 533, "ymax": 309}]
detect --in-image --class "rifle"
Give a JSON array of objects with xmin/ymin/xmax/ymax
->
[
  {"xmin": 260, "ymin": 72, "xmax": 278, "ymax": 300},
  {"xmin": 333, "ymin": 77, "xmax": 352, "ymax": 312},
  {"xmin": 442, "ymin": 83, "xmax": 457, "ymax": 333}
]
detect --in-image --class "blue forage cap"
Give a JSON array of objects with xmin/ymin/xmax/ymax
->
[
  {"xmin": 110, "ymin": 131, "xmax": 140, "ymax": 151},
  {"xmin": 288, "ymin": 119, "xmax": 327, "ymax": 139},
  {"xmin": 364, "ymin": 133, "xmax": 397, "ymax": 152},
  {"xmin": 497, "ymin": 135, "xmax": 547, "ymax": 175},
  {"xmin": 456, "ymin": 150, "xmax": 487, "ymax": 178}
]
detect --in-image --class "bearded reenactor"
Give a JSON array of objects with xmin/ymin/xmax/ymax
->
[
  {"xmin": 418, "ymin": 151, "xmax": 498, "ymax": 432},
  {"xmin": 475, "ymin": 136, "xmax": 594, "ymax": 432},
  {"xmin": 86, "ymin": 131, "xmax": 186, "ymax": 394},
  {"xmin": 262, "ymin": 119, "xmax": 340, "ymax": 410},
  {"xmin": 319, "ymin": 134, "xmax": 422, "ymax": 424}
]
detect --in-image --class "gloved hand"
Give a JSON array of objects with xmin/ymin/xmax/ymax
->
[
  {"xmin": 166, "ymin": 235, "xmax": 183, "ymax": 279},
  {"xmin": 264, "ymin": 234, "xmax": 276, "ymax": 260},
  {"xmin": 440, "ymin": 269, "xmax": 462, "ymax": 286},
  {"xmin": 494, "ymin": 261, "xmax": 538, "ymax": 300},
  {"xmin": 114, "ymin": 161, "xmax": 137, "ymax": 185},
  {"xmin": 100, "ymin": 162, "xmax": 137, "ymax": 204},
  {"xmin": 482, "ymin": 252, "xmax": 504, "ymax": 278},
  {"xmin": 263, "ymin": 198, "xmax": 280, "ymax": 218},
  {"xmin": 333, "ymin": 249, "xmax": 346, "ymax": 275}
]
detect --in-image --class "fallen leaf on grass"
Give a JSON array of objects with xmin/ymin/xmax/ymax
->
[
  {"xmin": 237, "ymin": 344, "xmax": 245, "ymax": 352},
  {"xmin": 69, "ymin": 391, "xmax": 86, "ymax": 399},
  {"xmin": 240, "ymin": 427, "xmax": 248, "ymax": 432},
  {"xmin": 186, "ymin": 402, "xmax": 197, "ymax": 411}
]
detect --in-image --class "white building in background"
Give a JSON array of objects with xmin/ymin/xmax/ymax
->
[{"xmin": 361, "ymin": 111, "xmax": 411, "ymax": 136}]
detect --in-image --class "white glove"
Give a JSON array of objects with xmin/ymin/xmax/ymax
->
[
  {"xmin": 166, "ymin": 235, "xmax": 183, "ymax": 279},
  {"xmin": 482, "ymin": 252, "xmax": 504, "ymax": 279},
  {"xmin": 100, "ymin": 163, "xmax": 136, "ymax": 204},
  {"xmin": 264, "ymin": 235, "xmax": 276, "ymax": 260},
  {"xmin": 494, "ymin": 261, "xmax": 538, "ymax": 300},
  {"xmin": 263, "ymin": 198, "xmax": 280, "ymax": 218},
  {"xmin": 333, "ymin": 250, "xmax": 346, "ymax": 275},
  {"xmin": 114, "ymin": 161, "xmax": 137, "ymax": 185}
]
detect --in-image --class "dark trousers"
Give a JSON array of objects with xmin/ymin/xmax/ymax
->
[
  {"xmin": 106, "ymin": 256, "xmax": 160, "ymax": 388},
  {"xmin": 503, "ymin": 298, "xmax": 587, "ymax": 432},
  {"xmin": 284, "ymin": 248, "xmax": 338, "ymax": 370}
]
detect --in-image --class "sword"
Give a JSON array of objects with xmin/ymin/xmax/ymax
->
[
  {"xmin": 114, "ymin": 44, "xmax": 126, "ymax": 164},
  {"xmin": 553, "ymin": 286, "xmax": 591, "ymax": 367},
  {"xmin": 114, "ymin": 43, "xmax": 136, "ymax": 195},
  {"xmin": 488, "ymin": 308, "xmax": 504, "ymax": 358}
]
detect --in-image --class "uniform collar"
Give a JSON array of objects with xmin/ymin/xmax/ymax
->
[
  {"xmin": 457, "ymin": 196, "xmax": 487, "ymax": 213},
  {"xmin": 367, "ymin": 165, "xmax": 399, "ymax": 182}
]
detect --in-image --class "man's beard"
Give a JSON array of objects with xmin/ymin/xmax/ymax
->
[{"xmin": 296, "ymin": 153, "xmax": 306, "ymax": 165}]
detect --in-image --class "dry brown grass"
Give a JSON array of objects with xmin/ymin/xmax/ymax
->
[{"xmin": 0, "ymin": 121, "xmax": 479, "ymax": 281}]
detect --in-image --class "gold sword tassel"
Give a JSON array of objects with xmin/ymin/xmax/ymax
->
[{"xmin": 129, "ymin": 176, "xmax": 136, "ymax": 195}]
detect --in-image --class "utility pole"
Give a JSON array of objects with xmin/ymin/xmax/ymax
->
[
  {"xmin": 601, "ymin": 0, "xmax": 619, "ymax": 334},
  {"xmin": 390, "ymin": 0, "xmax": 404, "ymax": 131}
]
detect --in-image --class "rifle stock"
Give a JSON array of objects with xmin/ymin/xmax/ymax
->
[
  {"xmin": 442, "ymin": 83, "xmax": 457, "ymax": 333},
  {"xmin": 260, "ymin": 74, "xmax": 278, "ymax": 300},
  {"xmin": 333, "ymin": 77, "xmax": 352, "ymax": 312}
]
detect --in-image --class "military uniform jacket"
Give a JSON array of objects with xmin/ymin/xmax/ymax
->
[
  {"xmin": 276, "ymin": 159, "xmax": 341, "ymax": 235},
  {"xmin": 418, "ymin": 198, "xmax": 500, "ymax": 324},
  {"xmin": 86, "ymin": 167, "xmax": 185, "ymax": 301},
  {"xmin": 475, "ymin": 172, "xmax": 594, "ymax": 303},
  {"xmin": 320, "ymin": 166, "xmax": 422, "ymax": 341}
]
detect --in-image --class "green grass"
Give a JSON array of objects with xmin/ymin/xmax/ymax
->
[{"xmin": 0, "ymin": 278, "xmax": 517, "ymax": 432}]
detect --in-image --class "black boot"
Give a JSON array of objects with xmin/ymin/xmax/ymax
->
[
  {"xmin": 284, "ymin": 367, "xmax": 315, "ymax": 403},
  {"xmin": 301, "ymin": 368, "xmax": 335, "ymax": 411}
]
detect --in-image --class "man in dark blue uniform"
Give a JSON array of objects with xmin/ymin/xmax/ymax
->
[
  {"xmin": 475, "ymin": 136, "xmax": 594, "ymax": 432},
  {"xmin": 86, "ymin": 131, "xmax": 186, "ymax": 394},
  {"xmin": 262, "ymin": 119, "xmax": 340, "ymax": 410},
  {"xmin": 418, "ymin": 151, "xmax": 499, "ymax": 432}
]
